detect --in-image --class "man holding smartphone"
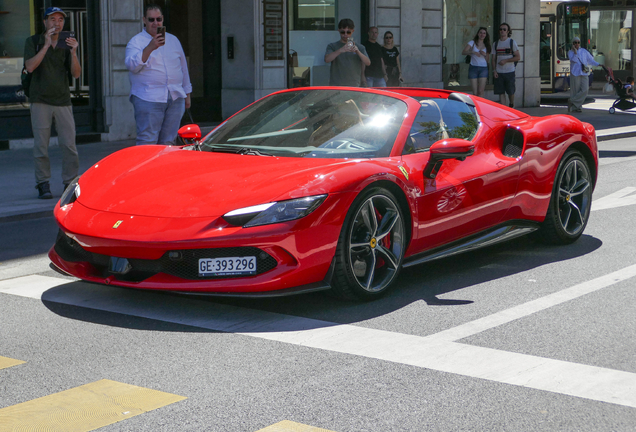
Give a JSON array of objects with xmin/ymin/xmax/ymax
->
[
  {"xmin": 24, "ymin": 6, "xmax": 81, "ymax": 199},
  {"xmin": 125, "ymin": 4, "xmax": 192, "ymax": 146}
]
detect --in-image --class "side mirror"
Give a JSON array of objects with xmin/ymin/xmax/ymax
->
[
  {"xmin": 424, "ymin": 138, "xmax": 475, "ymax": 179},
  {"xmin": 178, "ymin": 124, "xmax": 202, "ymax": 141}
]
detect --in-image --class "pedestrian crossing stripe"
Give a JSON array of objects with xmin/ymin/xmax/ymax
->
[
  {"xmin": 0, "ymin": 356, "xmax": 25, "ymax": 370},
  {"xmin": 0, "ymin": 379, "xmax": 186, "ymax": 431},
  {"xmin": 257, "ymin": 420, "xmax": 337, "ymax": 432}
]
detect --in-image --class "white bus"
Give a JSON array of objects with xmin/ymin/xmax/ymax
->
[{"xmin": 540, "ymin": 0, "xmax": 592, "ymax": 93}]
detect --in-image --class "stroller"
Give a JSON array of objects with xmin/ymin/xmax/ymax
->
[{"xmin": 603, "ymin": 65, "xmax": 636, "ymax": 114}]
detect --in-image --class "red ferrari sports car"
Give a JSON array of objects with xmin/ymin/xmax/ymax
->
[{"xmin": 50, "ymin": 87, "xmax": 598, "ymax": 300}]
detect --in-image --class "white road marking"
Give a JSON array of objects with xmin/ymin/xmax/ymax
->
[
  {"xmin": 424, "ymin": 263, "xmax": 636, "ymax": 342},
  {"xmin": 0, "ymin": 275, "xmax": 64, "ymax": 299},
  {"xmin": 592, "ymin": 187, "xmax": 636, "ymax": 211},
  {"xmin": 0, "ymin": 255, "xmax": 54, "ymax": 281},
  {"xmin": 2, "ymin": 265, "xmax": 636, "ymax": 408}
]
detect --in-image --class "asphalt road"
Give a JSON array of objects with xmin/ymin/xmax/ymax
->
[{"xmin": 1, "ymin": 137, "xmax": 635, "ymax": 431}]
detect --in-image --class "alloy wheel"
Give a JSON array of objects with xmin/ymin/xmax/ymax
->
[
  {"xmin": 557, "ymin": 157, "xmax": 592, "ymax": 236},
  {"xmin": 348, "ymin": 194, "xmax": 405, "ymax": 293}
]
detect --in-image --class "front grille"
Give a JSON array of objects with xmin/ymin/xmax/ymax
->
[{"xmin": 54, "ymin": 230, "xmax": 277, "ymax": 282}]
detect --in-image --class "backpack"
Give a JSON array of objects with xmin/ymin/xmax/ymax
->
[
  {"xmin": 20, "ymin": 35, "xmax": 41, "ymax": 98},
  {"xmin": 494, "ymin": 38, "xmax": 518, "ymax": 67}
]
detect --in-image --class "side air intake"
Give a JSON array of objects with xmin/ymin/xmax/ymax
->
[{"xmin": 503, "ymin": 128, "xmax": 524, "ymax": 158}]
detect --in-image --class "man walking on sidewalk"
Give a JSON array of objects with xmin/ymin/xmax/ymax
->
[
  {"xmin": 24, "ymin": 7, "xmax": 81, "ymax": 199},
  {"xmin": 568, "ymin": 37, "xmax": 598, "ymax": 112},
  {"xmin": 491, "ymin": 23, "xmax": 520, "ymax": 108}
]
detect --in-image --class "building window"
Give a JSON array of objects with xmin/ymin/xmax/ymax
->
[
  {"xmin": 291, "ymin": 0, "xmax": 337, "ymax": 31},
  {"xmin": 442, "ymin": 0, "xmax": 497, "ymax": 90},
  {"xmin": 591, "ymin": 10, "xmax": 632, "ymax": 76}
]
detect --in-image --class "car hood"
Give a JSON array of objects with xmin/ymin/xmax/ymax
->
[{"xmin": 77, "ymin": 145, "xmax": 369, "ymax": 218}]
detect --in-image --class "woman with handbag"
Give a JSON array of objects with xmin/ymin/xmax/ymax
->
[
  {"xmin": 568, "ymin": 36, "xmax": 599, "ymax": 112},
  {"xmin": 461, "ymin": 27, "xmax": 491, "ymax": 97},
  {"xmin": 382, "ymin": 31, "xmax": 402, "ymax": 86}
]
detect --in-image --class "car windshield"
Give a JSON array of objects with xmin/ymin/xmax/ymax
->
[{"xmin": 200, "ymin": 89, "xmax": 408, "ymax": 158}]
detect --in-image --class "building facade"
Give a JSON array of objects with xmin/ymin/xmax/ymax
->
[{"xmin": 0, "ymin": 0, "xmax": 632, "ymax": 145}]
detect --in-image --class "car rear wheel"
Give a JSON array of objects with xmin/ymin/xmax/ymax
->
[
  {"xmin": 330, "ymin": 187, "xmax": 406, "ymax": 300},
  {"xmin": 535, "ymin": 150, "xmax": 593, "ymax": 244}
]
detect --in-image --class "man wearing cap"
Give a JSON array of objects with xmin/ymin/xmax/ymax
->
[
  {"xmin": 125, "ymin": 4, "xmax": 192, "ymax": 146},
  {"xmin": 567, "ymin": 37, "xmax": 598, "ymax": 112},
  {"xmin": 24, "ymin": 7, "xmax": 81, "ymax": 199}
]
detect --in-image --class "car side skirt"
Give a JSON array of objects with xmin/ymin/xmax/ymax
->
[{"xmin": 403, "ymin": 221, "xmax": 539, "ymax": 268}]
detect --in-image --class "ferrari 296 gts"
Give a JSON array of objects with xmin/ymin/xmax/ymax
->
[{"xmin": 49, "ymin": 87, "xmax": 598, "ymax": 300}]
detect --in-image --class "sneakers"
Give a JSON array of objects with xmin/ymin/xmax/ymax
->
[{"xmin": 36, "ymin": 181, "xmax": 52, "ymax": 199}]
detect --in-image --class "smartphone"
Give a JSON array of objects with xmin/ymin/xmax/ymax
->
[
  {"xmin": 56, "ymin": 31, "xmax": 75, "ymax": 49},
  {"xmin": 157, "ymin": 26, "xmax": 166, "ymax": 38}
]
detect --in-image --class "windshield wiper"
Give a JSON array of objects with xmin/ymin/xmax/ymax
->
[
  {"xmin": 205, "ymin": 145, "xmax": 274, "ymax": 156},
  {"xmin": 226, "ymin": 128, "xmax": 308, "ymax": 142}
]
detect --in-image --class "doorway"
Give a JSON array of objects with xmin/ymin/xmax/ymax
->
[{"xmin": 150, "ymin": 0, "xmax": 222, "ymax": 123}]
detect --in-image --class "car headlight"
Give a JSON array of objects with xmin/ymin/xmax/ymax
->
[
  {"xmin": 60, "ymin": 176, "xmax": 81, "ymax": 207},
  {"xmin": 223, "ymin": 194, "xmax": 327, "ymax": 227}
]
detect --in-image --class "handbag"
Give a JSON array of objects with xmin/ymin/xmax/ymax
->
[
  {"xmin": 465, "ymin": 55, "xmax": 471, "ymax": 64},
  {"xmin": 603, "ymin": 82, "xmax": 614, "ymax": 93}
]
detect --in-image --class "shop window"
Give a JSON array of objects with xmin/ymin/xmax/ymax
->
[
  {"xmin": 591, "ymin": 10, "xmax": 632, "ymax": 76},
  {"xmin": 0, "ymin": 0, "xmax": 89, "ymax": 111},
  {"xmin": 442, "ymin": 0, "xmax": 497, "ymax": 90}
]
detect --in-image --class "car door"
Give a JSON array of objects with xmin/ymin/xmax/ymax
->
[{"xmin": 401, "ymin": 99, "xmax": 521, "ymax": 253}]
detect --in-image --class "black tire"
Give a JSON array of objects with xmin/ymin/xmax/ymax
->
[
  {"xmin": 329, "ymin": 187, "xmax": 406, "ymax": 300},
  {"xmin": 535, "ymin": 150, "xmax": 593, "ymax": 245}
]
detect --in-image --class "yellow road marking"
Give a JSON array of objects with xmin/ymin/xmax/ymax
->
[
  {"xmin": 257, "ymin": 420, "xmax": 337, "ymax": 432},
  {"xmin": 0, "ymin": 379, "xmax": 186, "ymax": 431},
  {"xmin": 0, "ymin": 356, "xmax": 25, "ymax": 370}
]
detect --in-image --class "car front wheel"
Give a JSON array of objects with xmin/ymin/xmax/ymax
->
[
  {"xmin": 535, "ymin": 150, "xmax": 593, "ymax": 244},
  {"xmin": 330, "ymin": 187, "xmax": 406, "ymax": 300}
]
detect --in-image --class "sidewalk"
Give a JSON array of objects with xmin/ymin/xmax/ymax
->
[{"xmin": 1, "ymin": 91, "xmax": 634, "ymax": 223}]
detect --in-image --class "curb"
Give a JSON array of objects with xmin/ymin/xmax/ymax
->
[
  {"xmin": 597, "ymin": 131, "xmax": 636, "ymax": 142},
  {"xmin": 0, "ymin": 209, "xmax": 54, "ymax": 224}
]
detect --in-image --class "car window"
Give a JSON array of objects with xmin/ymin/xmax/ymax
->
[
  {"xmin": 404, "ymin": 98, "xmax": 479, "ymax": 154},
  {"xmin": 201, "ymin": 90, "xmax": 408, "ymax": 159}
]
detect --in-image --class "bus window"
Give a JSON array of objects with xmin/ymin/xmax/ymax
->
[{"xmin": 557, "ymin": 2, "xmax": 590, "ymax": 59}]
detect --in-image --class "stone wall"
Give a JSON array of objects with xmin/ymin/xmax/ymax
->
[{"xmin": 100, "ymin": 0, "xmax": 141, "ymax": 141}]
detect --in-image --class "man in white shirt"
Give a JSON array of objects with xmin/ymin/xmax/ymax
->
[{"xmin": 125, "ymin": 4, "xmax": 192, "ymax": 145}]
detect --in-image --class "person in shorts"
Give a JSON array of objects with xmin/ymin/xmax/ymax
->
[
  {"xmin": 491, "ymin": 22, "xmax": 520, "ymax": 108},
  {"xmin": 462, "ymin": 27, "xmax": 491, "ymax": 97}
]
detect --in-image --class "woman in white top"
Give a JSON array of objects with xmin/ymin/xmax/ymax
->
[{"xmin": 461, "ymin": 27, "xmax": 491, "ymax": 97}]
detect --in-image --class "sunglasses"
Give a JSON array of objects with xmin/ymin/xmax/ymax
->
[
  {"xmin": 499, "ymin": 28, "xmax": 508, "ymax": 31},
  {"xmin": 385, "ymin": 36, "xmax": 393, "ymax": 39},
  {"xmin": 146, "ymin": 17, "xmax": 163, "ymax": 22},
  {"xmin": 573, "ymin": 41, "xmax": 580, "ymax": 44},
  {"xmin": 339, "ymin": 30, "xmax": 352, "ymax": 35}
]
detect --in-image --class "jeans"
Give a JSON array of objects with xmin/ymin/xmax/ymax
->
[
  {"xmin": 366, "ymin": 76, "xmax": 387, "ymax": 87},
  {"xmin": 131, "ymin": 94, "xmax": 186, "ymax": 145}
]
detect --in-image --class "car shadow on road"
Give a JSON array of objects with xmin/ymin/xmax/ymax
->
[
  {"xmin": 217, "ymin": 234, "xmax": 603, "ymax": 324},
  {"xmin": 41, "ymin": 234, "xmax": 602, "ymax": 333}
]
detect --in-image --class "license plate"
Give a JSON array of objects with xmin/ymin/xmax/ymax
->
[{"xmin": 198, "ymin": 256, "xmax": 257, "ymax": 276}]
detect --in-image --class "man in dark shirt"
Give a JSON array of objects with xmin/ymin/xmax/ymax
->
[
  {"xmin": 324, "ymin": 19, "xmax": 370, "ymax": 87},
  {"xmin": 362, "ymin": 27, "xmax": 387, "ymax": 87},
  {"xmin": 24, "ymin": 7, "xmax": 81, "ymax": 199}
]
